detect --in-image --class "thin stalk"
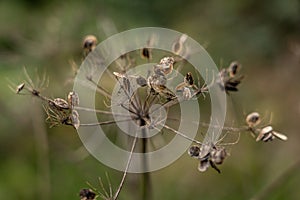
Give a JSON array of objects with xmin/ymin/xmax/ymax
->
[
  {"xmin": 113, "ymin": 131, "xmax": 139, "ymax": 199},
  {"xmin": 141, "ymin": 128, "xmax": 151, "ymax": 200}
]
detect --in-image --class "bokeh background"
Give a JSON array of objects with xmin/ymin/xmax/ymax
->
[{"xmin": 1, "ymin": 0, "xmax": 300, "ymax": 199}]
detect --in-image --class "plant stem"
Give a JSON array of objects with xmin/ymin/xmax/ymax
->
[{"xmin": 141, "ymin": 128, "xmax": 151, "ymax": 200}]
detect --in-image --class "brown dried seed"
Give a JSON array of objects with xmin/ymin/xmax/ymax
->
[
  {"xmin": 272, "ymin": 131, "xmax": 288, "ymax": 141},
  {"xmin": 246, "ymin": 112, "xmax": 261, "ymax": 127},
  {"xmin": 184, "ymin": 72, "xmax": 194, "ymax": 86},
  {"xmin": 256, "ymin": 126, "xmax": 273, "ymax": 142},
  {"xmin": 70, "ymin": 110, "xmax": 80, "ymax": 130},
  {"xmin": 83, "ymin": 35, "xmax": 98, "ymax": 53},
  {"xmin": 155, "ymin": 57, "xmax": 175, "ymax": 75},
  {"xmin": 79, "ymin": 188, "xmax": 96, "ymax": 200},
  {"xmin": 211, "ymin": 147, "xmax": 227, "ymax": 164},
  {"xmin": 51, "ymin": 98, "xmax": 69, "ymax": 110},
  {"xmin": 198, "ymin": 159, "xmax": 210, "ymax": 172},
  {"xmin": 67, "ymin": 91, "xmax": 79, "ymax": 107},
  {"xmin": 228, "ymin": 61, "xmax": 240, "ymax": 77},
  {"xmin": 136, "ymin": 76, "xmax": 147, "ymax": 87},
  {"xmin": 16, "ymin": 83, "xmax": 25, "ymax": 94},
  {"xmin": 188, "ymin": 145, "xmax": 200, "ymax": 157},
  {"xmin": 141, "ymin": 48, "xmax": 151, "ymax": 60},
  {"xmin": 182, "ymin": 87, "xmax": 192, "ymax": 100}
]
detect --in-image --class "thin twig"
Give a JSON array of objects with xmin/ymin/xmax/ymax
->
[{"xmin": 113, "ymin": 130, "xmax": 139, "ymax": 199}]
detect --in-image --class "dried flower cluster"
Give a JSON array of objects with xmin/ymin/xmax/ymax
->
[{"xmin": 12, "ymin": 33, "xmax": 288, "ymax": 199}]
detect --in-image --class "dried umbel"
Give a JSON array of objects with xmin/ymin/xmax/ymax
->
[{"xmin": 79, "ymin": 188, "xmax": 97, "ymax": 200}]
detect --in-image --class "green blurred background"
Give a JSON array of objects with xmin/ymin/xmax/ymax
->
[{"xmin": 1, "ymin": 0, "xmax": 300, "ymax": 199}]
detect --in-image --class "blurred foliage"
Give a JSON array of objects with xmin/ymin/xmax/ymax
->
[{"xmin": 0, "ymin": 0, "xmax": 299, "ymax": 199}]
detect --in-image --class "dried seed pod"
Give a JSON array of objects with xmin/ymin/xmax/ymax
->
[
  {"xmin": 154, "ymin": 57, "xmax": 175, "ymax": 75},
  {"xmin": 188, "ymin": 145, "xmax": 200, "ymax": 157},
  {"xmin": 184, "ymin": 72, "xmax": 194, "ymax": 86},
  {"xmin": 246, "ymin": 112, "xmax": 261, "ymax": 127},
  {"xmin": 218, "ymin": 62, "xmax": 244, "ymax": 93},
  {"xmin": 51, "ymin": 98, "xmax": 69, "ymax": 110},
  {"xmin": 272, "ymin": 131, "xmax": 288, "ymax": 141},
  {"xmin": 257, "ymin": 125, "xmax": 288, "ymax": 142},
  {"xmin": 172, "ymin": 34, "xmax": 188, "ymax": 55},
  {"xmin": 141, "ymin": 47, "xmax": 151, "ymax": 60},
  {"xmin": 70, "ymin": 110, "xmax": 80, "ymax": 130},
  {"xmin": 256, "ymin": 126, "xmax": 273, "ymax": 142},
  {"xmin": 79, "ymin": 188, "xmax": 96, "ymax": 200},
  {"xmin": 182, "ymin": 87, "xmax": 192, "ymax": 100},
  {"xmin": 67, "ymin": 91, "xmax": 79, "ymax": 107},
  {"xmin": 211, "ymin": 147, "xmax": 227, "ymax": 164},
  {"xmin": 136, "ymin": 75, "xmax": 147, "ymax": 87},
  {"xmin": 16, "ymin": 83, "xmax": 25, "ymax": 94},
  {"xmin": 83, "ymin": 35, "xmax": 98, "ymax": 56},
  {"xmin": 198, "ymin": 158, "xmax": 210, "ymax": 172},
  {"xmin": 228, "ymin": 61, "xmax": 240, "ymax": 77}
]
